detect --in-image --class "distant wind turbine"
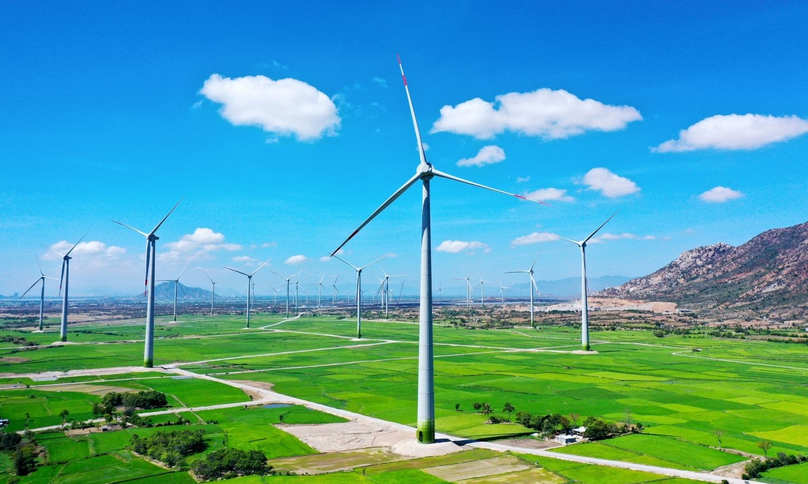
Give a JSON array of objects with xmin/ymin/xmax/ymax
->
[
  {"xmin": 506, "ymin": 252, "xmax": 541, "ymax": 328},
  {"xmin": 497, "ymin": 282, "xmax": 508, "ymax": 304},
  {"xmin": 200, "ymin": 269, "xmax": 217, "ymax": 316},
  {"xmin": 159, "ymin": 262, "xmax": 189, "ymax": 322},
  {"xmin": 474, "ymin": 277, "xmax": 493, "ymax": 307},
  {"xmin": 112, "ymin": 198, "xmax": 182, "ymax": 367},
  {"xmin": 271, "ymin": 270, "xmax": 302, "ymax": 317},
  {"xmin": 558, "ymin": 212, "xmax": 618, "ymax": 351},
  {"xmin": 20, "ymin": 256, "xmax": 57, "ymax": 331},
  {"xmin": 330, "ymin": 55, "xmax": 546, "ymax": 444},
  {"xmin": 224, "ymin": 258, "xmax": 270, "ymax": 328},
  {"xmin": 331, "ymin": 275, "xmax": 340, "ymax": 306},
  {"xmin": 333, "ymin": 255, "xmax": 385, "ymax": 338},
  {"xmin": 45, "ymin": 234, "xmax": 86, "ymax": 343}
]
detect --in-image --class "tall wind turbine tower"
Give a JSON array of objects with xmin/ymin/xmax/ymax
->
[
  {"xmin": 330, "ymin": 55, "xmax": 545, "ymax": 443},
  {"xmin": 506, "ymin": 252, "xmax": 541, "ymax": 328},
  {"xmin": 224, "ymin": 259, "xmax": 270, "ymax": 328},
  {"xmin": 474, "ymin": 277, "xmax": 492, "ymax": 307},
  {"xmin": 20, "ymin": 257, "xmax": 57, "ymax": 331},
  {"xmin": 271, "ymin": 270, "xmax": 302, "ymax": 317},
  {"xmin": 333, "ymin": 255, "xmax": 384, "ymax": 338},
  {"xmin": 112, "ymin": 199, "xmax": 182, "ymax": 367},
  {"xmin": 47, "ymin": 235, "xmax": 85, "ymax": 342},
  {"xmin": 200, "ymin": 269, "xmax": 217, "ymax": 316},
  {"xmin": 331, "ymin": 276, "xmax": 340, "ymax": 306},
  {"xmin": 558, "ymin": 212, "xmax": 617, "ymax": 351}
]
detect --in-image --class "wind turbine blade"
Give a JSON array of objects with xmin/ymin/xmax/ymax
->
[
  {"xmin": 59, "ymin": 260, "xmax": 66, "ymax": 294},
  {"xmin": 64, "ymin": 233, "xmax": 87, "ymax": 257},
  {"xmin": 397, "ymin": 53, "xmax": 428, "ymax": 166},
  {"xmin": 250, "ymin": 258, "xmax": 271, "ymax": 276},
  {"xmin": 149, "ymin": 197, "xmax": 183, "ymax": 236},
  {"xmin": 530, "ymin": 250, "xmax": 542, "ymax": 271},
  {"xmin": 200, "ymin": 269, "xmax": 214, "ymax": 283},
  {"xmin": 21, "ymin": 278, "xmax": 41, "ymax": 298},
  {"xmin": 44, "ymin": 244, "xmax": 65, "ymax": 258},
  {"xmin": 35, "ymin": 255, "xmax": 44, "ymax": 276},
  {"xmin": 582, "ymin": 211, "xmax": 619, "ymax": 244},
  {"xmin": 359, "ymin": 254, "xmax": 387, "ymax": 271},
  {"xmin": 431, "ymin": 169, "xmax": 549, "ymax": 205},
  {"xmin": 177, "ymin": 261, "xmax": 190, "ymax": 280},
  {"xmin": 334, "ymin": 275, "xmax": 339, "ymax": 284},
  {"xmin": 330, "ymin": 172, "xmax": 421, "ymax": 256},
  {"xmin": 143, "ymin": 242, "xmax": 151, "ymax": 295},
  {"xmin": 224, "ymin": 267, "xmax": 250, "ymax": 277},
  {"xmin": 111, "ymin": 220, "xmax": 148, "ymax": 237},
  {"xmin": 319, "ymin": 273, "xmax": 325, "ymax": 284},
  {"xmin": 505, "ymin": 270, "xmax": 528, "ymax": 274},
  {"xmin": 332, "ymin": 255, "xmax": 359, "ymax": 271},
  {"xmin": 557, "ymin": 235, "xmax": 581, "ymax": 246},
  {"xmin": 270, "ymin": 270, "xmax": 286, "ymax": 281}
]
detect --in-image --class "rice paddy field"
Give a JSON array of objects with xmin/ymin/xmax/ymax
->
[{"xmin": 0, "ymin": 311, "xmax": 806, "ymax": 482}]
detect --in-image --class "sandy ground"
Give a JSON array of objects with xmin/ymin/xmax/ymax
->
[
  {"xmin": 492, "ymin": 438, "xmax": 561, "ymax": 450},
  {"xmin": 277, "ymin": 420, "xmax": 437, "ymax": 455}
]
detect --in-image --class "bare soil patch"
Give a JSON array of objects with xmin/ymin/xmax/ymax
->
[
  {"xmin": 424, "ymin": 455, "xmax": 531, "ymax": 481},
  {"xmin": 0, "ymin": 357, "xmax": 30, "ymax": 363},
  {"xmin": 277, "ymin": 420, "xmax": 412, "ymax": 453},
  {"xmin": 270, "ymin": 448, "xmax": 402, "ymax": 474},
  {"xmin": 492, "ymin": 438, "xmax": 561, "ymax": 450}
]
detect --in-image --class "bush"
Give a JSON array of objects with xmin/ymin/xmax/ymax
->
[
  {"xmin": 13, "ymin": 445, "xmax": 36, "ymax": 476},
  {"xmin": 0, "ymin": 432, "xmax": 22, "ymax": 451},
  {"xmin": 102, "ymin": 390, "xmax": 168, "ymax": 412},
  {"xmin": 130, "ymin": 429, "xmax": 206, "ymax": 467}
]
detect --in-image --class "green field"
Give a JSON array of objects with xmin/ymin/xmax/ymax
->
[{"xmin": 0, "ymin": 313, "xmax": 806, "ymax": 482}]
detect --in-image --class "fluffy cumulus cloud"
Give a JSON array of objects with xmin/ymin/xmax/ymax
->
[
  {"xmin": 231, "ymin": 255, "xmax": 257, "ymax": 263},
  {"xmin": 199, "ymin": 74, "xmax": 340, "ymax": 141},
  {"xmin": 582, "ymin": 168, "xmax": 639, "ymax": 198},
  {"xmin": 698, "ymin": 186, "xmax": 744, "ymax": 203},
  {"xmin": 524, "ymin": 187, "xmax": 574, "ymax": 202},
  {"xmin": 511, "ymin": 232, "xmax": 559, "ymax": 246},
  {"xmin": 431, "ymin": 88, "xmax": 641, "ymax": 140},
  {"xmin": 436, "ymin": 240, "xmax": 491, "ymax": 253},
  {"xmin": 163, "ymin": 228, "xmax": 241, "ymax": 261},
  {"xmin": 653, "ymin": 114, "xmax": 808, "ymax": 152},
  {"xmin": 285, "ymin": 255, "xmax": 307, "ymax": 265},
  {"xmin": 456, "ymin": 145, "xmax": 506, "ymax": 167},
  {"xmin": 44, "ymin": 240, "xmax": 127, "ymax": 267}
]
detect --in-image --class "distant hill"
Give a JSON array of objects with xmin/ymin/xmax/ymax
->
[
  {"xmin": 149, "ymin": 282, "xmax": 211, "ymax": 301},
  {"xmin": 599, "ymin": 220, "xmax": 808, "ymax": 319}
]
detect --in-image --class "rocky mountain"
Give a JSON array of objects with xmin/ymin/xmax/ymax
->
[
  {"xmin": 599, "ymin": 221, "xmax": 808, "ymax": 319},
  {"xmin": 150, "ymin": 282, "xmax": 211, "ymax": 301}
]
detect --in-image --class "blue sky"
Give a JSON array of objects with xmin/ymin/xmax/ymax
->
[{"xmin": 2, "ymin": 1, "xmax": 808, "ymax": 298}]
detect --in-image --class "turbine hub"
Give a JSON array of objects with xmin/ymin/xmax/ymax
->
[{"xmin": 416, "ymin": 163, "xmax": 434, "ymax": 179}]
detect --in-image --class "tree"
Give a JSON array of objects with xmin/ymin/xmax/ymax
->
[
  {"xmin": 568, "ymin": 413, "xmax": 580, "ymax": 427},
  {"xmin": 24, "ymin": 413, "xmax": 30, "ymax": 430},
  {"xmin": 481, "ymin": 403, "xmax": 492, "ymax": 417},
  {"xmin": 13, "ymin": 445, "xmax": 36, "ymax": 476},
  {"xmin": 713, "ymin": 430, "xmax": 725, "ymax": 449},
  {"xmin": 757, "ymin": 440, "xmax": 773, "ymax": 457},
  {"xmin": 473, "ymin": 402, "xmax": 482, "ymax": 413},
  {"xmin": 59, "ymin": 409, "xmax": 70, "ymax": 426},
  {"xmin": 502, "ymin": 402, "xmax": 515, "ymax": 421},
  {"xmin": 455, "ymin": 403, "xmax": 460, "ymax": 412}
]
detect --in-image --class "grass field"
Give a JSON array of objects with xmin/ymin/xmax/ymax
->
[{"xmin": 1, "ymin": 312, "xmax": 807, "ymax": 483}]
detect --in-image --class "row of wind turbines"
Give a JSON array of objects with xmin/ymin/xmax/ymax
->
[{"xmin": 19, "ymin": 55, "xmax": 619, "ymax": 445}]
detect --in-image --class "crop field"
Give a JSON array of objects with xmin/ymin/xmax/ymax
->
[{"xmin": 0, "ymin": 312, "xmax": 806, "ymax": 482}]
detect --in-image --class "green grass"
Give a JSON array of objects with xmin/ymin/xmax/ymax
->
[
  {"xmin": 594, "ymin": 434, "xmax": 745, "ymax": 470},
  {"xmin": 761, "ymin": 461, "xmax": 808, "ymax": 484}
]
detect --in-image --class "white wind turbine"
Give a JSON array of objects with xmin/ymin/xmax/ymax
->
[
  {"xmin": 333, "ymin": 255, "xmax": 385, "ymax": 338},
  {"xmin": 474, "ymin": 277, "xmax": 493, "ymax": 307},
  {"xmin": 112, "ymin": 199, "xmax": 182, "ymax": 367},
  {"xmin": 330, "ymin": 55, "xmax": 545, "ymax": 444},
  {"xmin": 224, "ymin": 258, "xmax": 270, "ymax": 328},
  {"xmin": 200, "ymin": 269, "xmax": 217, "ymax": 316},
  {"xmin": 20, "ymin": 256, "xmax": 57, "ymax": 331},
  {"xmin": 506, "ymin": 252, "xmax": 541, "ymax": 328},
  {"xmin": 268, "ymin": 284, "xmax": 279, "ymax": 307},
  {"xmin": 159, "ymin": 262, "xmax": 189, "ymax": 322},
  {"xmin": 271, "ymin": 270, "xmax": 302, "ymax": 317},
  {"xmin": 316, "ymin": 274, "xmax": 326, "ymax": 309},
  {"xmin": 557, "ymin": 212, "xmax": 617, "ymax": 351},
  {"xmin": 497, "ymin": 282, "xmax": 508, "ymax": 304},
  {"xmin": 331, "ymin": 275, "xmax": 340, "ymax": 306},
  {"xmin": 379, "ymin": 266, "xmax": 404, "ymax": 319},
  {"xmin": 454, "ymin": 277, "xmax": 473, "ymax": 311},
  {"xmin": 45, "ymin": 234, "xmax": 86, "ymax": 343}
]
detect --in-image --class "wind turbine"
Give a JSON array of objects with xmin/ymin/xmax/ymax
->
[
  {"xmin": 333, "ymin": 255, "xmax": 385, "ymax": 338},
  {"xmin": 330, "ymin": 55, "xmax": 545, "ymax": 443},
  {"xmin": 20, "ymin": 257, "xmax": 57, "ymax": 331},
  {"xmin": 497, "ymin": 282, "xmax": 508, "ymax": 304},
  {"xmin": 474, "ymin": 277, "xmax": 493, "ymax": 307},
  {"xmin": 331, "ymin": 276, "xmax": 340, "ymax": 306},
  {"xmin": 506, "ymin": 252, "xmax": 541, "ymax": 328},
  {"xmin": 224, "ymin": 259, "xmax": 270, "ymax": 328},
  {"xmin": 557, "ymin": 212, "xmax": 617, "ymax": 351},
  {"xmin": 45, "ymin": 234, "xmax": 86, "ymax": 343},
  {"xmin": 159, "ymin": 262, "xmax": 189, "ymax": 322},
  {"xmin": 294, "ymin": 280, "xmax": 299, "ymax": 311},
  {"xmin": 379, "ymin": 266, "xmax": 404, "ymax": 319},
  {"xmin": 316, "ymin": 274, "xmax": 325, "ymax": 309},
  {"xmin": 200, "ymin": 269, "xmax": 216, "ymax": 316},
  {"xmin": 271, "ymin": 270, "xmax": 302, "ymax": 317},
  {"xmin": 112, "ymin": 198, "xmax": 181, "ymax": 367},
  {"xmin": 268, "ymin": 284, "xmax": 279, "ymax": 307},
  {"xmin": 454, "ymin": 277, "xmax": 472, "ymax": 312}
]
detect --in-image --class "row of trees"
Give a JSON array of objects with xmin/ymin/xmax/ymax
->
[
  {"xmin": 191, "ymin": 448, "xmax": 272, "ymax": 480},
  {"xmin": 743, "ymin": 452, "xmax": 808, "ymax": 480},
  {"xmin": 130, "ymin": 429, "xmax": 206, "ymax": 467},
  {"xmin": 98, "ymin": 390, "xmax": 168, "ymax": 413}
]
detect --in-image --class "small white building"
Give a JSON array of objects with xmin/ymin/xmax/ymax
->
[
  {"xmin": 571, "ymin": 426, "xmax": 586, "ymax": 436},
  {"xmin": 556, "ymin": 434, "xmax": 578, "ymax": 444}
]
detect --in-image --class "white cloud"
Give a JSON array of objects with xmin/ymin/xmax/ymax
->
[
  {"xmin": 199, "ymin": 74, "xmax": 340, "ymax": 141},
  {"xmin": 163, "ymin": 228, "xmax": 241, "ymax": 261},
  {"xmin": 456, "ymin": 145, "xmax": 506, "ymax": 167},
  {"xmin": 582, "ymin": 167, "xmax": 639, "ymax": 198},
  {"xmin": 524, "ymin": 187, "xmax": 574, "ymax": 202},
  {"xmin": 511, "ymin": 232, "xmax": 559, "ymax": 246},
  {"xmin": 319, "ymin": 256, "xmax": 331, "ymax": 262},
  {"xmin": 431, "ymin": 88, "xmax": 641, "ymax": 140},
  {"xmin": 653, "ymin": 114, "xmax": 808, "ymax": 152},
  {"xmin": 44, "ymin": 241, "xmax": 127, "ymax": 266},
  {"xmin": 232, "ymin": 255, "xmax": 257, "ymax": 263},
  {"xmin": 595, "ymin": 232, "xmax": 656, "ymax": 242},
  {"xmin": 436, "ymin": 240, "xmax": 491, "ymax": 253},
  {"xmin": 285, "ymin": 255, "xmax": 307, "ymax": 265},
  {"xmin": 516, "ymin": 176, "xmax": 531, "ymax": 183},
  {"xmin": 698, "ymin": 186, "xmax": 744, "ymax": 203},
  {"xmin": 372, "ymin": 77, "xmax": 387, "ymax": 87}
]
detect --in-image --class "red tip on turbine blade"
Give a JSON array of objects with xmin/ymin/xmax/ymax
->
[
  {"xmin": 397, "ymin": 53, "xmax": 401, "ymax": 64},
  {"xmin": 514, "ymin": 194, "xmax": 526, "ymax": 199}
]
